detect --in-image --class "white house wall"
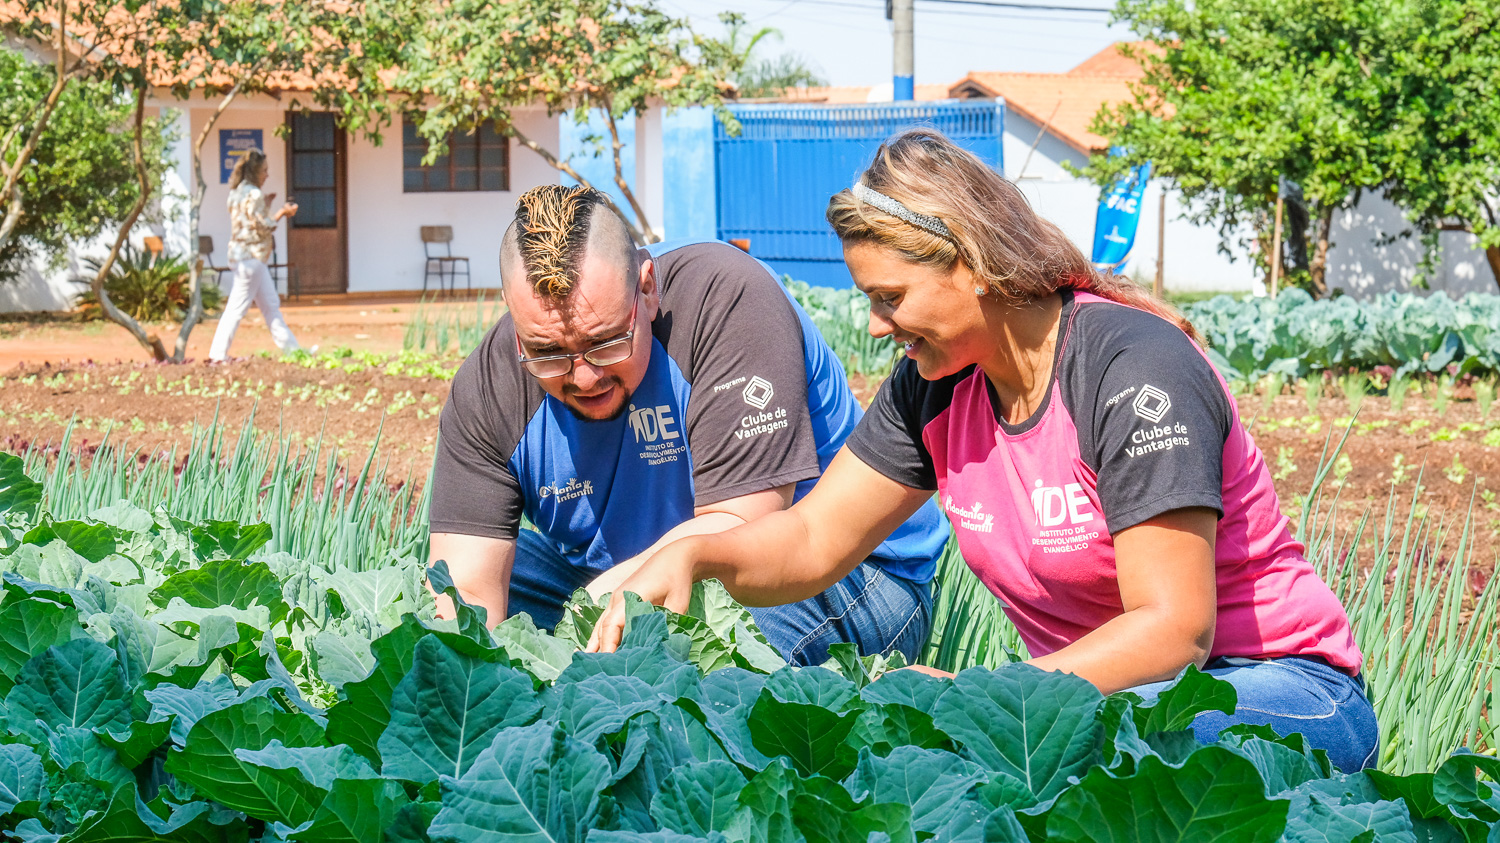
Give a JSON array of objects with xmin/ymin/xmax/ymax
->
[
  {"xmin": 1326, "ymin": 191, "xmax": 1496, "ymax": 298},
  {"xmin": 182, "ymin": 99, "xmax": 290, "ymax": 285},
  {"xmin": 345, "ymin": 108, "xmax": 559, "ymax": 293},
  {"xmin": 1002, "ymin": 112, "xmax": 1087, "ymax": 182},
  {"xmin": 0, "ymin": 98, "xmax": 560, "ymax": 312},
  {"xmin": 1003, "ymin": 112, "xmax": 1258, "ymax": 293}
]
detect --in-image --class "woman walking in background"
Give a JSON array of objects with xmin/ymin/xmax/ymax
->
[{"xmin": 209, "ymin": 149, "xmax": 302, "ymax": 361}]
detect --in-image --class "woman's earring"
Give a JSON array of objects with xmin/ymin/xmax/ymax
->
[{"xmin": 974, "ymin": 286, "xmax": 987, "ymax": 296}]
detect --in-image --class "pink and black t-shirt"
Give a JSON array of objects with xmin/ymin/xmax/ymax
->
[{"xmin": 846, "ymin": 290, "xmax": 1362, "ymax": 674}]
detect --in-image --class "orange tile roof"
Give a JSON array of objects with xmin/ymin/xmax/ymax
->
[
  {"xmin": 947, "ymin": 72, "xmax": 1137, "ymax": 153},
  {"xmin": 947, "ymin": 41, "xmax": 1157, "ymax": 153},
  {"xmin": 1066, "ymin": 40, "xmax": 1157, "ymax": 78},
  {"xmin": 748, "ymin": 42, "xmax": 1157, "ymax": 153},
  {"xmin": 747, "ymin": 83, "xmax": 953, "ymax": 104},
  {"xmin": 0, "ymin": 2, "xmax": 337, "ymax": 92}
]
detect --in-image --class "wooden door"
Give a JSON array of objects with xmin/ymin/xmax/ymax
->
[{"xmin": 285, "ymin": 111, "xmax": 348, "ymax": 295}]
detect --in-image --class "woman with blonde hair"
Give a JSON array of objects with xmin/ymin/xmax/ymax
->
[
  {"xmin": 589, "ymin": 129, "xmax": 1378, "ymax": 772},
  {"xmin": 209, "ymin": 148, "xmax": 302, "ymax": 361}
]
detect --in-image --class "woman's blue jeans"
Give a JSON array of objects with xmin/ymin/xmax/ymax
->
[
  {"xmin": 1127, "ymin": 655, "xmax": 1380, "ymax": 773},
  {"xmin": 506, "ymin": 529, "xmax": 933, "ymax": 666}
]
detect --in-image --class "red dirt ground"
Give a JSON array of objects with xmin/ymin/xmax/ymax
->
[
  {"xmin": 0, "ymin": 294, "xmax": 479, "ymax": 371},
  {"xmin": 2, "ymin": 316, "xmax": 1497, "ymax": 567}
]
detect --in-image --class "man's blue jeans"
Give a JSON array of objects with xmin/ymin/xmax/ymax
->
[
  {"xmin": 1127, "ymin": 655, "xmax": 1380, "ymax": 773},
  {"xmin": 507, "ymin": 530, "xmax": 933, "ymax": 666}
]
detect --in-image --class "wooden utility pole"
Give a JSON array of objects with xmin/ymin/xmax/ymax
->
[
  {"xmin": 892, "ymin": 0, "xmax": 913, "ymax": 100},
  {"xmin": 1153, "ymin": 190, "xmax": 1166, "ymax": 298}
]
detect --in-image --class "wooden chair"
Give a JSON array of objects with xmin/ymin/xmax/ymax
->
[
  {"xmin": 198, "ymin": 235, "xmax": 231, "ymax": 289},
  {"xmin": 421, "ymin": 225, "xmax": 471, "ymax": 295},
  {"xmin": 268, "ymin": 237, "xmax": 299, "ymax": 299}
]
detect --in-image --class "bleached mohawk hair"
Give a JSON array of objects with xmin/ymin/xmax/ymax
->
[{"xmin": 513, "ymin": 185, "xmax": 604, "ymax": 299}]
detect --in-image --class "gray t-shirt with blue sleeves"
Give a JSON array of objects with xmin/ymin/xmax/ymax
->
[{"xmin": 430, "ymin": 240, "xmax": 948, "ymax": 582}]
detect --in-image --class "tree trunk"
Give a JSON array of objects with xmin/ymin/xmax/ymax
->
[
  {"xmin": 174, "ymin": 79, "xmax": 250, "ymax": 361},
  {"xmin": 1307, "ymin": 205, "xmax": 1333, "ymax": 298},
  {"xmin": 602, "ymin": 108, "xmax": 659, "ymax": 244},
  {"xmin": 91, "ymin": 86, "xmax": 168, "ymax": 361},
  {"xmin": 1256, "ymin": 219, "xmax": 1278, "ymax": 293},
  {"xmin": 0, "ymin": 2, "xmax": 82, "ymax": 251},
  {"xmin": 1483, "ymin": 197, "xmax": 1500, "ymax": 294}
]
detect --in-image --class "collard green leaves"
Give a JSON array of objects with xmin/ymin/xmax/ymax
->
[
  {"xmin": 931, "ymin": 665, "xmax": 1104, "ymax": 801},
  {"xmin": 0, "ymin": 459, "xmax": 1493, "ymax": 841}
]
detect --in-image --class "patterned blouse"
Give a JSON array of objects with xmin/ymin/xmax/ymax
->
[{"xmin": 227, "ymin": 182, "xmax": 276, "ymax": 264}]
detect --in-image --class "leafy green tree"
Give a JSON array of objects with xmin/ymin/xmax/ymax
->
[
  {"xmin": 0, "ymin": 47, "xmax": 167, "ymax": 285},
  {"xmin": 1377, "ymin": 1, "xmax": 1500, "ymax": 291},
  {"xmin": 725, "ymin": 21, "xmax": 826, "ymax": 99},
  {"xmin": 348, "ymin": 0, "xmax": 745, "ymax": 244},
  {"xmin": 737, "ymin": 54, "xmax": 827, "ymax": 99},
  {"xmin": 0, "ymin": 1, "xmax": 146, "ymax": 255},
  {"xmin": 1083, "ymin": 0, "xmax": 1397, "ymax": 297}
]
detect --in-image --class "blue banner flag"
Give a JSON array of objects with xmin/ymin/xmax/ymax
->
[{"xmin": 1090, "ymin": 160, "xmax": 1152, "ymax": 273}]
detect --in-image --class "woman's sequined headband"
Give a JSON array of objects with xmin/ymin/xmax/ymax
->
[{"xmin": 851, "ymin": 182, "xmax": 952, "ymax": 240}]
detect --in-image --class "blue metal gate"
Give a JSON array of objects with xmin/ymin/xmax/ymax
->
[{"xmin": 714, "ymin": 101, "xmax": 1004, "ymax": 287}]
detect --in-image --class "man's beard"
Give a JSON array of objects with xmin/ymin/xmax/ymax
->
[{"xmin": 559, "ymin": 378, "xmax": 634, "ymax": 422}]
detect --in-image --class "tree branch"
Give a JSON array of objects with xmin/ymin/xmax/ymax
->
[
  {"xmin": 505, "ymin": 121, "xmax": 650, "ymax": 247},
  {"xmin": 0, "ymin": 0, "xmax": 79, "ymax": 251},
  {"xmin": 0, "ymin": 187, "xmax": 23, "ymax": 247},
  {"xmin": 602, "ymin": 107, "xmax": 658, "ymax": 243},
  {"xmin": 89, "ymin": 84, "xmax": 168, "ymax": 361}
]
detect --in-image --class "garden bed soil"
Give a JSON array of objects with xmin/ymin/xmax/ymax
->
[
  {"xmin": 0, "ymin": 358, "xmax": 449, "ymax": 483},
  {"xmin": 2, "ymin": 359, "xmax": 1497, "ymax": 568}
]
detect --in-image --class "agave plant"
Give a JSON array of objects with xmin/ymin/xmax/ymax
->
[{"xmin": 73, "ymin": 242, "xmax": 223, "ymax": 322}]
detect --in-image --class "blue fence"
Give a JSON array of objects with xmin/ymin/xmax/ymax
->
[{"xmin": 714, "ymin": 101, "xmax": 1004, "ymax": 287}]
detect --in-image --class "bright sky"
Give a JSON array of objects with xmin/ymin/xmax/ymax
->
[{"xmin": 661, "ymin": 0, "xmax": 1137, "ymax": 88}]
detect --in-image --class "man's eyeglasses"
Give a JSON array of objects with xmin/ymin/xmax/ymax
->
[{"xmin": 515, "ymin": 292, "xmax": 639, "ymax": 378}]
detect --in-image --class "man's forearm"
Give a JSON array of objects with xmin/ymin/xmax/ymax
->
[{"xmin": 428, "ymin": 532, "xmax": 515, "ymax": 627}]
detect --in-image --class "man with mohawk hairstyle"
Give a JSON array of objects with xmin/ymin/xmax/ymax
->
[{"xmin": 428, "ymin": 185, "xmax": 949, "ymax": 665}]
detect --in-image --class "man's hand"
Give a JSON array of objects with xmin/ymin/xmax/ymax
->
[
  {"xmin": 586, "ymin": 538, "xmax": 700, "ymax": 654},
  {"xmin": 584, "ymin": 557, "xmax": 645, "ymax": 601}
]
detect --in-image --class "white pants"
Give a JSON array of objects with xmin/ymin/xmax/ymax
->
[{"xmin": 209, "ymin": 258, "xmax": 300, "ymax": 361}]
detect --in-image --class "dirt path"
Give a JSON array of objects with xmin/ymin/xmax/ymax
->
[{"xmin": 0, "ymin": 295, "xmax": 486, "ymax": 370}]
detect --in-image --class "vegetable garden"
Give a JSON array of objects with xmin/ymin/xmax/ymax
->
[{"xmin": 0, "ymin": 286, "xmax": 1498, "ymax": 839}]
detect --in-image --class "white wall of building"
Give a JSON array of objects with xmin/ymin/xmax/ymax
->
[
  {"xmin": 345, "ymin": 107, "xmax": 559, "ymax": 293},
  {"xmin": 0, "ymin": 97, "xmax": 561, "ymax": 311},
  {"xmin": 182, "ymin": 97, "xmax": 291, "ymax": 285},
  {"xmin": 1004, "ymin": 111, "xmax": 1259, "ymax": 294},
  {"xmin": 1326, "ymin": 192, "xmax": 1496, "ymax": 298}
]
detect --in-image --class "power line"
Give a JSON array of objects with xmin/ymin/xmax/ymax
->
[
  {"xmin": 789, "ymin": 0, "xmax": 1117, "ymax": 25},
  {"xmin": 919, "ymin": 0, "xmax": 1112, "ymax": 12}
]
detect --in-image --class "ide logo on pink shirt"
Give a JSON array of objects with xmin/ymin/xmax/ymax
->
[{"xmin": 1030, "ymin": 480, "xmax": 1096, "ymax": 527}]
